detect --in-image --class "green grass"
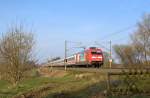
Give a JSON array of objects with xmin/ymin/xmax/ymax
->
[
  {"xmin": 0, "ymin": 69, "xmax": 106, "ymax": 98},
  {"xmin": 0, "ymin": 69, "xmax": 68, "ymax": 98},
  {"xmin": 0, "ymin": 80, "xmax": 10, "ymax": 90},
  {"xmin": 0, "ymin": 69, "xmax": 150, "ymax": 98},
  {"xmin": 0, "ymin": 77, "xmax": 53, "ymax": 98}
]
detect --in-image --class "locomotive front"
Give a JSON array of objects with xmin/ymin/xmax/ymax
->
[{"xmin": 87, "ymin": 47, "xmax": 104, "ymax": 67}]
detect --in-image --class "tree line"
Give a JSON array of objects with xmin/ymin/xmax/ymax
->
[{"xmin": 114, "ymin": 14, "xmax": 150, "ymax": 67}]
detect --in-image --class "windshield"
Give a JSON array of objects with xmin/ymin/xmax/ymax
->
[{"xmin": 91, "ymin": 52, "xmax": 102, "ymax": 55}]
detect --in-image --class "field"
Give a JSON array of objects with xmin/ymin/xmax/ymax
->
[
  {"xmin": 0, "ymin": 68, "xmax": 150, "ymax": 98},
  {"xmin": 0, "ymin": 68, "xmax": 107, "ymax": 98}
]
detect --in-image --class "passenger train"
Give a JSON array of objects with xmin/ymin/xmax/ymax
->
[{"xmin": 51, "ymin": 47, "xmax": 104, "ymax": 68}]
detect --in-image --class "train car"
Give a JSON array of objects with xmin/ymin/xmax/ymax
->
[
  {"xmin": 51, "ymin": 47, "xmax": 104, "ymax": 68},
  {"xmin": 50, "ymin": 58, "xmax": 64, "ymax": 66}
]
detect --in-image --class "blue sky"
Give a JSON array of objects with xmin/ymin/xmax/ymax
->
[{"xmin": 0, "ymin": 0, "xmax": 150, "ymax": 62}]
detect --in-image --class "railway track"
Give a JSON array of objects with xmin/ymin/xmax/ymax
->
[{"xmin": 48, "ymin": 67, "xmax": 150, "ymax": 74}]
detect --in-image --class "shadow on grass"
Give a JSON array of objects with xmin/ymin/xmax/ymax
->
[{"xmin": 44, "ymin": 81, "xmax": 107, "ymax": 98}]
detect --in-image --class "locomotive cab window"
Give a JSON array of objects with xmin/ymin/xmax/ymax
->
[{"xmin": 91, "ymin": 52, "xmax": 102, "ymax": 55}]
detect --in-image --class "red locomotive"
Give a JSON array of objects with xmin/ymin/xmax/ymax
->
[{"xmin": 51, "ymin": 47, "xmax": 104, "ymax": 68}]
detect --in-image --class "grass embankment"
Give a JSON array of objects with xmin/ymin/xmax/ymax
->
[
  {"xmin": 0, "ymin": 68, "xmax": 150, "ymax": 98},
  {"xmin": 44, "ymin": 71, "xmax": 107, "ymax": 98},
  {"xmin": 0, "ymin": 68, "xmax": 107, "ymax": 98},
  {"xmin": 0, "ymin": 69, "xmax": 55, "ymax": 98}
]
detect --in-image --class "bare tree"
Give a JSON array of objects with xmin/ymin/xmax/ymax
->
[
  {"xmin": 0, "ymin": 26, "xmax": 35, "ymax": 85},
  {"xmin": 131, "ymin": 14, "xmax": 150, "ymax": 65},
  {"xmin": 113, "ymin": 45, "xmax": 137, "ymax": 67}
]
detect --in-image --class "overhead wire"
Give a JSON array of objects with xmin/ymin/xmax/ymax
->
[
  {"xmin": 95, "ymin": 24, "xmax": 137, "ymax": 54},
  {"xmin": 99, "ymin": 24, "xmax": 136, "ymax": 42}
]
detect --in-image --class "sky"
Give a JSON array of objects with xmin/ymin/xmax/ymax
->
[{"xmin": 0, "ymin": 0, "xmax": 150, "ymax": 62}]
